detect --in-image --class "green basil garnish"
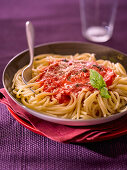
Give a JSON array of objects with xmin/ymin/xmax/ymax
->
[{"xmin": 90, "ymin": 69, "xmax": 110, "ymax": 98}]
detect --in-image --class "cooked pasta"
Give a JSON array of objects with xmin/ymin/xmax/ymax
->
[{"xmin": 12, "ymin": 53, "xmax": 127, "ymax": 119}]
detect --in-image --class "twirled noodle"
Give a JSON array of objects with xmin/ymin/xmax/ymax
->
[{"xmin": 12, "ymin": 53, "xmax": 127, "ymax": 119}]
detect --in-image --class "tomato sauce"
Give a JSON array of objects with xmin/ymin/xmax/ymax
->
[{"xmin": 37, "ymin": 59, "xmax": 116, "ymax": 103}]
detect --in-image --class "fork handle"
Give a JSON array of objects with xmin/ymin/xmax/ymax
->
[{"xmin": 26, "ymin": 21, "xmax": 34, "ymax": 66}]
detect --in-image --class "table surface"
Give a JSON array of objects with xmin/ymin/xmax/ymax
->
[{"xmin": 0, "ymin": 0, "xmax": 127, "ymax": 169}]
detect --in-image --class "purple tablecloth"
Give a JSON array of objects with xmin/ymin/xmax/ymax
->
[{"xmin": 0, "ymin": 0, "xmax": 127, "ymax": 169}]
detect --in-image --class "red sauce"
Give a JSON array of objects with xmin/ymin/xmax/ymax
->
[{"xmin": 36, "ymin": 59, "xmax": 116, "ymax": 103}]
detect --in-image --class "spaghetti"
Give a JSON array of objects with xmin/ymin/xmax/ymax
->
[{"xmin": 12, "ymin": 53, "xmax": 127, "ymax": 119}]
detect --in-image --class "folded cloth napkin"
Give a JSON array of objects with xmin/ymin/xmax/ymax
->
[{"xmin": 0, "ymin": 88, "xmax": 127, "ymax": 143}]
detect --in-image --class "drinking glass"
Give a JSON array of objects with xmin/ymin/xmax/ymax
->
[{"xmin": 80, "ymin": 0, "xmax": 118, "ymax": 42}]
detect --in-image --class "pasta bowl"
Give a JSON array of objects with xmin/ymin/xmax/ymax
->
[{"xmin": 3, "ymin": 41, "xmax": 127, "ymax": 126}]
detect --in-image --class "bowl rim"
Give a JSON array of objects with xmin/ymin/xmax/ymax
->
[{"xmin": 2, "ymin": 41, "xmax": 127, "ymax": 124}]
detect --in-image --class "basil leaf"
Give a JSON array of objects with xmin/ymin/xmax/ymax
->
[
  {"xmin": 90, "ymin": 69, "xmax": 106, "ymax": 90},
  {"xmin": 90, "ymin": 69, "xmax": 111, "ymax": 98},
  {"xmin": 100, "ymin": 87, "xmax": 111, "ymax": 98}
]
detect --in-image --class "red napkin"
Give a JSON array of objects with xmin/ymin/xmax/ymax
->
[{"xmin": 0, "ymin": 88, "xmax": 127, "ymax": 143}]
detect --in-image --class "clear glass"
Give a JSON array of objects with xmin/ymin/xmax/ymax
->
[{"xmin": 80, "ymin": 0, "xmax": 118, "ymax": 42}]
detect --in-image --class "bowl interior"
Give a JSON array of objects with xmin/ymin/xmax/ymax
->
[{"xmin": 3, "ymin": 42, "xmax": 127, "ymax": 126}]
